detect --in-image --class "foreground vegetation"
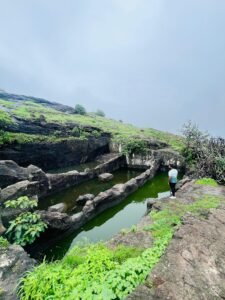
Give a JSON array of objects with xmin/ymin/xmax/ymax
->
[{"xmin": 18, "ymin": 193, "xmax": 224, "ymax": 300}]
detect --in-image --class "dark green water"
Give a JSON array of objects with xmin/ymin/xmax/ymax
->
[
  {"xmin": 39, "ymin": 169, "xmax": 141, "ymax": 212},
  {"xmin": 45, "ymin": 171, "xmax": 175, "ymax": 260}
]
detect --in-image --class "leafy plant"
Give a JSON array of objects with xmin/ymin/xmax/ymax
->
[
  {"xmin": 4, "ymin": 197, "xmax": 47, "ymax": 246},
  {"xmin": 5, "ymin": 196, "xmax": 38, "ymax": 209}
]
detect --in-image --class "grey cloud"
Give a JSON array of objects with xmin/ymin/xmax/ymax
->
[{"xmin": 0, "ymin": 0, "xmax": 225, "ymax": 136}]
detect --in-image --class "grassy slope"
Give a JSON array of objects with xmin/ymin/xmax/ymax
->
[{"xmin": 0, "ymin": 98, "xmax": 184, "ymax": 150}]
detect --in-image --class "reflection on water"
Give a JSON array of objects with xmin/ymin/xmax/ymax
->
[
  {"xmin": 44, "ymin": 171, "xmax": 181, "ymax": 260},
  {"xmin": 39, "ymin": 169, "xmax": 141, "ymax": 211}
]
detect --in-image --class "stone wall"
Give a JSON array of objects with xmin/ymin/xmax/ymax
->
[
  {"xmin": 0, "ymin": 155, "xmax": 126, "ymax": 203},
  {"xmin": 0, "ymin": 135, "xmax": 110, "ymax": 171},
  {"xmin": 126, "ymin": 148, "xmax": 185, "ymax": 170},
  {"xmin": 38, "ymin": 160, "xmax": 160, "ymax": 234}
]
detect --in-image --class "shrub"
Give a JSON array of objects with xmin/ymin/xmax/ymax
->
[
  {"xmin": 95, "ymin": 109, "xmax": 105, "ymax": 117},
  {"xmin": 121, "ymin": 138, "xmax": 148, "ymax": 156},
  {"xmin": 182, "ymin": 121, "xmax": 225, "ymax": 184},
  {"xmin": 74, "ymin": 104, "xmax": 86, "ymax": 115},
  {"xmin": 0, "ymin": 130, "xmax": 10, "ymax": 144},
  {"xmin": 4, "ymin": 197, "xmax": 47, "ymax": 246}
]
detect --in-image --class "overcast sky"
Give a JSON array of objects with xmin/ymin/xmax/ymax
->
[{"xmin": 0, "ymin": 0, "xmax": 225, "ymax": 137}]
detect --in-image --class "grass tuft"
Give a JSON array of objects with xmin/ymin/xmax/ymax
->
[{"xmin": 195, "ymin": 178, "xmax": 218, "ymax": 187}]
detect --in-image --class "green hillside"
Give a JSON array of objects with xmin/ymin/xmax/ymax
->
[{"xmin": 0, "ymin": 94, "xmax": 184, "ymax": 151}]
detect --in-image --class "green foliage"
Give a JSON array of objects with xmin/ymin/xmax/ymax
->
[
  {"xmin": 121, "ymin": 138, "xmax": 148, "ymax": 156},
  {"xmin": 0, "ymin": 130, "xmax": 10, "ymax": 144},
  {"xmin": 0, "ymin": 99, "xmax": 16, "ymax": 108},
  {"xmin": 182, "ymin": 121, "xmax": 225, "ymax": 183},
  {"xmin": 1, "ymin": 98, "xmax": 184, "ymax": 151},
  {"xmin": 112, "ymin": 245, "xmax": 143, "ymax": 264},
  {"xmin": 5, "ymin": 196, "xmax": 38, "ymax": 209},
  {"xmin": 0, "ymin": 110, "xmax": 13, "ymax": 125},
  {"xmin": 95, "ymin": 109, "xmax": 105, "ymax": 117},
  {"xmin": 195, "ymin": 178, "xmax": 218, "ymax": 187},
  {"xmin": 18, "ymin": 194, "xmax": 224, "ymax": 299},
  {"xmin": 0, "ymin": 237, "xmax": 9, "ymax": 248},
  {"xmin": 6, "ymin": 212, "xmax": 47, "ymax": 246},
  {"xmin": 74, "ymin": 104, "xmax": 87, "ymax": 115},
  {"xmin": 4, "ymin": 197, "xmax": 47, "ymax": 246}
]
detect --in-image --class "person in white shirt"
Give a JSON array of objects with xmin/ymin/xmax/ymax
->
[{"xmin": 168, "ymin": 164, "xmax": 178, "ymax": 199}]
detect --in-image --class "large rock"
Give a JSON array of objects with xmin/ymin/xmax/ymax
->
[
  {"xmin": 0, "ymin": 244, "xmax": 35, "ymax": 300},
  {"xmin": 48, "ymin": 202, "xmax": 67, "ymax": 213},
  {"xmin": 76, "ymin": 193, "xmax": 95, "ymax": 205},
  {"xmin": 0, "ymin": 180, "xmax": 40, "ymax": 203},
  {"xmin": 98, "ymin": 173, "xmax": 114, "ymax": 182},
  {"xmin": 0, "ymin": 160, "xmax": 47, "ymax": 189},
  {"xmin": 39, "ymin": 211, "xmax": 73, "ymax": 231}
]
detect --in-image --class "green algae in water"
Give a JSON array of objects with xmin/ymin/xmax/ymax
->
[
  {"xmin": 44, "ymin": 171, "xmax": 178, "ymax": 260},
  {"xmin": 39, "ymin": 168, "xmax": 141, "ymax": 211}
]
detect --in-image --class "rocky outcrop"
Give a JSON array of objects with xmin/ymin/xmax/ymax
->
[
  {"xmin": 126, "ymin": 148, "xmax": 185, "ymax": 170},
  {"xmin": 0, "ymin": 135, "xmax": 110, "ymax": 171},
  {"xmin": 0, "ymin": 244, "xmax": 35, "ymax": 300},
  {"xmin": 98, "ymin": 173, "xmax": 114, "ymax": 182},
  {"xmin": 0, "ymin": 155, "xmax": 126, "ymax": 203},
  {"xmin": 48, "ymin": 203, "xmax": 67, "ymax": 213},
  {"xmin": 0, "ymin": 91, "xmax": 75, "ymax": 114},
  {"xmin": 127, "ymin": 182, "xmax": 225, "ymax": 300},
  {"xmin": 0, "ymin": 160, "xmax": 48, "ymax": 189},
  {"xmin": 75, "ymin": 194, "xmax": 95, "ymax": 206}
]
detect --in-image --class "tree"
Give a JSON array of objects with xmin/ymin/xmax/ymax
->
[
  {"xmin": 74, "ymin": 104, "xmax": 86, "ymax": 115},
  {"xmin": 95, "ymin": 109, "xmax": 105, "ymax": 117}
]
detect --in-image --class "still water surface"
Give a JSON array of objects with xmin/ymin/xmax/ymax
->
[{"xmin": 45, "ymin": 171, "xmax": 175, "ymax": 260}]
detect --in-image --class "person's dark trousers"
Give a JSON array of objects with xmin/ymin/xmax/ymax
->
[{"xmin": 169, "ymin": 182, "xmax": 176, "ymax": 196}]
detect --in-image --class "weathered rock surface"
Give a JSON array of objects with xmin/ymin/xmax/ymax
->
[
  {"xmin": 38, "ymin": 210, "xmax": 74, "ymax": 231},
  {"xmin": 0, "ymin": 160, "xmax": 47, "ymax": 189},
  {"xmin": 0, "ymin": 155, "xmax": 126, "ymax": 203},
  {"xmin": 127, "ymin": 183, "xmax": 225, "ymax": 300},
  {"xmin": 0, "ymin": 244, "xmax": 35, "ymax": 300},
  {"xmin": 0, "ymin": 136, "xmax": 110, "ymax": 171},
  {"xmin": 0, "ymin": 180, "xmax": 39, "ymax": 202},
  {"xmin": 98, "ymin": 173, "xmax": 114, "ymax": 182},
  {"xmin": 76, "ymin": 193, "xmax": 95, "ymax": 205},
  {"xmin": 48, "ymin": 202, "xmax": 67, "ymax": 213}
]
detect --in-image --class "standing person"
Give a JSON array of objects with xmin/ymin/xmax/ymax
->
[{"xmin": 168, "ymin": 164, "xmax": 178, "ymax": 199}]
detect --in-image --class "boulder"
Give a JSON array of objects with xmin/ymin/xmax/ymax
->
[
  {"xmin": 76, "ymin": 194, "xmax": 95, "ymax": 205},
  {"xmin": 48, "ymin": 202, "xmax": 67, "ymax": 213},
  {"xmin": 146, "ymin": 199, "xmax": 157, "ymax": 210},
  {"xmin": 82, "ymin": 200, "xmax": 95, "ymax": 218},
  {"xmin": 39, "ymin": 211, "xmax": 73, "ymax": 231},
  {"xmin": 98, "ymin": 173, "xmax": 114, "ymax": 182},
  {"xmin": 0, "ymin": 244, "xmax": 35, "ymax": 300},
  {"xmin": 70, "ymin": 212, "xmax": 85, "ymax": 225},
  {"xmin": 0, "ymin": 160, "xmax": 48, "ymax": 189},
  {"xmin": 0, "ymin": 180, "xmax": 39, "ymax": 203}
]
